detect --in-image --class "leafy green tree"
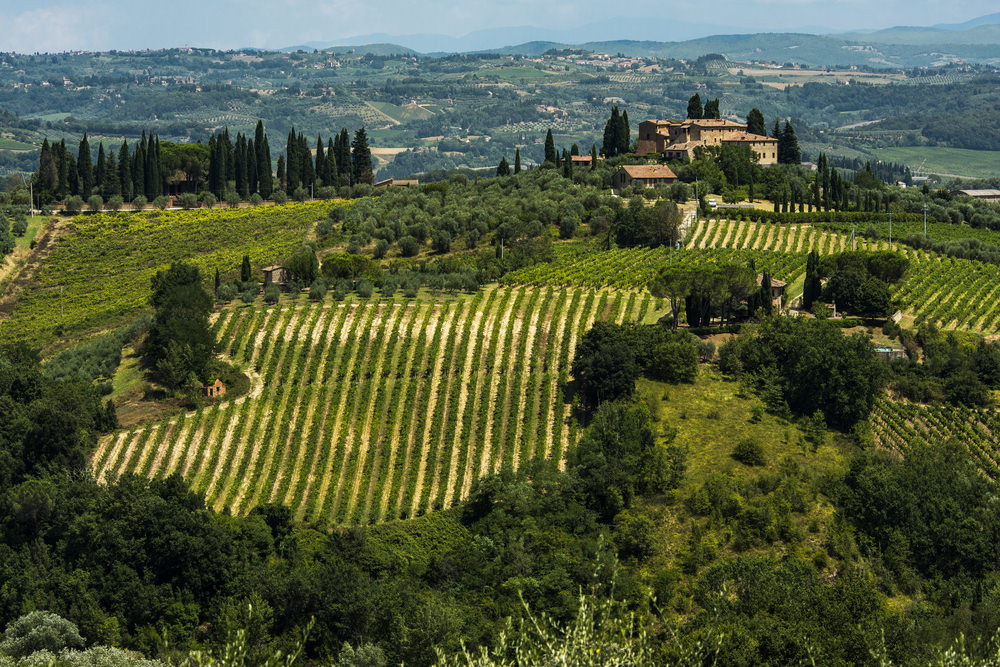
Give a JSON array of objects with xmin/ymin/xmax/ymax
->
[
  {"xmin": 703, "ymin": 98, "xmax": 720, "ymax": 119},
  {"xmin": 687, "ymin": 94, "xmax": 703, "ymax": 119},
  {"xmin": 0, "ymin": 611, "xmax": 85, "ymax": 659},
  {"xmin": 144, "ymin": 262, "xmax": 214, "ymax": 390},
  {"xmin": 286, "ymin": 246, "xmax": 319, "ymax": 284},
  {"xmin": 746, "ymin": 108, "xmax": 766, "ymax": 136},
  {"xmin": 779, "ymin": 121, "xmax": 801, "ymax": 164},
  {"xmin": 496, "ymin": 156, "xmax": 510, "ymax": 177},
  {"xmin": 572, "ymin": 321, "xmax": 640, "ymax": 409},
  {"xmin": 802, "ymin": 250, "xmax": 822, "ymax": 310}
]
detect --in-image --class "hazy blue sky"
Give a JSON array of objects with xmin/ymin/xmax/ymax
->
[{"xmin": 0, "ymin": 0, "xmax": 996, "ymax": 53}]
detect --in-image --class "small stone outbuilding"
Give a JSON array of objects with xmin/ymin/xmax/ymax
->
[
  {"xmin": 202, "ymin": 379, "xmax": 226, "ymax": 398},
  {"xmin": 262, "ymin": 265, "xmax": 289, "ymax": 287}
]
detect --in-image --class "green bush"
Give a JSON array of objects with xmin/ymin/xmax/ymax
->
[
  {"xmin": 131, "ymin": 195, "xmax": 147, "ymax": 211},
  {"xmin": 64, "ymin": 196, "xmax": 84, "ymax": 214},
  {"xmin": 263, "ymin": 284, "xmax": 280, "ymax": 304},
  {"xmin": 357, "ymin": 279, "xmax": 374, "ymax": 298},
  {"xmin": 107, "ymin": 195, "xmax": 124, "ymax": 212},
  {"xmin": 178, "ymin": 193, "xmax": 199, "ymax": 209},
  {"xmin": 732, "ymin": 437, "xmax": 766, "ymax": 466},
  {"xmin": 87, "ymin": 194, "xmax": 104, "ymax": 212},
  {"xmin": 271, "ymin": 190, "xmax": 288, "ymax": 204},
  {"xmin": 152, "ymin": 195, "xmax": 170, "ymax": 210}
]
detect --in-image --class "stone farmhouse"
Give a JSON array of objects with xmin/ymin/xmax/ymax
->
[
  {"xmin": 637, "ymin": 118, "xmax": 779, "ymax": 165},
  {"xmin": 612, "ymin": 164, "xmax": 678, "ymax": 190}
]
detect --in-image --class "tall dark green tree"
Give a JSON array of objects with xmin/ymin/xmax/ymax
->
[
  {"xmin": 562, "ymin": 149, "xmax": 572, "ymax": 178},
  {"xmin": 314, "ymin": 136, "xmax": 326, "ymax": 189},
  {"xmin": 780, "ymin": 121, "xmax": 801, "ymax": 165},
  {"xmin": 746, "ymin": 108, "xmax": 766, "ymax": 136},
  {"xmin": 351, "ymin": 127, "xmax": 373, "ymax": 185},
  {"xmin": 544, "ymin": 129, "xmax": 556, "ymax": 164},
  {"xmin": 496, "ymin": 156, "xmax": 510, "ymax": 177},
  {"xmin": 103, "ymin": 149, "xmax": 119, "ymax": 197},
  {"xmin": 234, "ymin": 133, "xmax": 249, "ymax": 199},
  {"xmin": 514, "ymin": 148, "xmax": 521, "ymax": 174},
  {"xmin": 601, "ymin": 106, "xmax": 629, "ymax": 157},
  {"xmin": 324, "ymin": 137, "xmax": 337, "ymax": 186},
  {"xmin": 94, "ymin": 144, "xmax": 106, "ymax": 198},
  {"xmin": 255, "ymin": 120, "xmax": 273, "ymax": 198},
  {"xmin": 132, "ymin": 132, "xmax": 146, "ymax": 199},
  {"xmin": 247, "ymin": 137, "xmax": 258, "ymax": 195},
  {"xmin": 276, "ymin": 154, "xmax": 286, "ymax": 192},
  {"xmin": 285, "ymin": 128, "xmax": 300, "ymax": 192},
  {"xmin": 144, "ymin": 262, "xmax": 215, "ymax": 390},
  {"xmin": 77, "ymin": 133, "xmax": 93, "ymax": 197},
  {"xmin": 803, "ymin": 250, "xmax": 822, "ymax": 310},
  {"xmin": 621, "ymin": 109, "xmax": 630, "ymax": 153},
  {"xmin": 336, "ymin": 128, "xmax": 352, "ymax": 186},
  {"xmin": 591, "ymin": 143, "xmax": 598, "ymax": 170},
  {"xmin": 241, "ymin": 254, "xmax": 252, "ymax": 283},
  {"xmin": 703, "ymin": 98, "xmax": 720, "ymax": 119},
  {"xmin": 687, "ymin": 94, "xmax": 703, "ymax": 119}
]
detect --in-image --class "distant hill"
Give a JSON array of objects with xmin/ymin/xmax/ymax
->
[
  {"xmin": 932, "ymin": 12, "xmax": 1000, "ymax": 31},
  {"xmin": 839, "ymin": 23, "xmax": 1000, "ymax": 46},
  {"xmin": 280, "ymin": 42, "xmax": 417, "ymax": 56}
]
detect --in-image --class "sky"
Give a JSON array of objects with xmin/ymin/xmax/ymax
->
[{"xmin": 0, "ymin": 0, "xmax": 996, "ymax": 53}]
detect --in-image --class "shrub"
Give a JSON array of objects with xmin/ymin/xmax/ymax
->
[
  {"xmin": 64, "ymin": 196, "xmax": 84, "ymax": 214},
  {"xmin": 11, "ymin": 217, "xmax": 27, "ymax": 237},
  {"xmin": 131, "ymin": 195, "xmax": 147, "ymax": 211},
  {"xmin": 398, "ymin": 235, "xmax": 420, "ymax": 257},
  {"xmin": 225, "ymin": 190, "xmax": 240, "ymax": 208},
  {"xmin": 153, "ymin": 195, "xmax": 170, "ymax": 210},
  {"xmin": 249, "ymin": 192, "xmax": 264, "ymax": 206},
  {"xmin": 263, "ymin": 283, "xmax": 280, "ymax": 303},
  {"xmin": 0, "ymin": 611, "xmax": 85, "ymax": 659},
  {"xmin": 432, "ymin": 229, "xmax": 452, "ymax": 254},
  {"xmin": 308, "ymin": 279, "xmax": 326, "ymax": 301},
  {"xmin": 559, "ymin": 215, "xmax": 579, "ymax": 239},
  {"xmin": 381, "ymin": 279, "xmax": 397, "ymax": 298},
  {"xmin": 216, "ymin": 282, "xmax": 237, "ymax": 303},
  {"xmin": 732, "ymin": 437, "xmax": 766, "ymax": 466},
  {"xmin": 200, "ymin": 192, "xmax": 217, "ymax": 208},
  {"xmin": 373, "ymin": 239, "xmax": 390, "ymax": 259},
  {"xmin": 317, "ymin": 186, "xmax": 336, "ymax": 199},
  {"xmin": 271, "ymin": 190, "xmax": 288, "ymax": 204},
  {"xmin": 357, "ymin": 279, "xmax": 374, "ymax": 298},
  {"xmin": 107, "ymin": 195, "xmax": 124, "ymax": 212},
  {"xmin": 292, "ymin": 186, "xmax": 309, "ymax": 202},
  {"xmin": 86, "ymin": 194, "xmax": 104, "ymax": 212},
  {"xmin": 240, "ymin": 288, "xmax": 257, "ymax": 304}
]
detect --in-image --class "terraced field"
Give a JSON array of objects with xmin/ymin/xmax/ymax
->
[{"xmin": 91, "ymin": 285, "xmax": 661, "ymax": 526}]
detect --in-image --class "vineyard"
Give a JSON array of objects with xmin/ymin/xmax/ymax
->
[
  {"xmin": 90, "ymin": 285, "xmax": 663, "ymax": 526},
  {"xmin": 0, "ymin": 202, "xmax": 338, "ymax": 344},
  {"xmin": 871, "ymin": 398, "xmax": 1000, "ymax": 481},
  {"xmin": 684, "ymin": 217, "xmax": 1000, "ymax": 334}
]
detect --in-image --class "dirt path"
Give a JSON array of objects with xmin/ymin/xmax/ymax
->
[{"xmin": 0, "ymin": 217, "xmax": 64, "ymax": 316}]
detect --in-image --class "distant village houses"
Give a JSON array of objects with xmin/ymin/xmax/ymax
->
[{"xmin": 637, "ymin": 118, "xmax": 778, "ymax": 165}]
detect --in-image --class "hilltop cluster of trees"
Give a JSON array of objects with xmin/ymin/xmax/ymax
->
[
  {"xmin": 33, "ymin": 132, "xmax": 167, "ymax": 204},
  {"xmin": 650, "ymin": 262, "xmax": 776, "ymax": 328}
]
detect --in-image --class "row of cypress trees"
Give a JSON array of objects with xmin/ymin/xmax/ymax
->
[
  {"xmin": 34, "ymin": 131, "xmax": 164, "ymax": 203},
  {"xmin": 206, "ymin": 121, "xmax": 273, "ymax": 200}
]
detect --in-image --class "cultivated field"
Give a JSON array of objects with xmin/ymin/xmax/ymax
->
[{"xmin": 90, "ymin": 285, "xmax": 662, "ymax": 526}]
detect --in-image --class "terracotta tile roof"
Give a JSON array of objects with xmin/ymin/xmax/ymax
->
[
  {"xmin": 620, "ymin": 165, "xmax": 678, "ymax": 179},
  {"xmin": 757, "ymin": 273, "xmax": 787, "ymax": 288},
  {"xmin": 723, "ymin": 132, "xmax": 778, "ymax": 143},
  {"xmin": 262, "ymin": 265, "xmax": 285, "ymax": 272},
  {"xmin": 664, "ymin": 141, "xmax": 698, "ymax": 151}
]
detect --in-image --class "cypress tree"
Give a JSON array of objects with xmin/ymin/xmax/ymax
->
[
  {"xmin": 514, "ymin": 148, "xmax": 521, "ymax": 174},
  {"xmin": 235, "ymin": 133, "xmax": 249, "ymax": 199},
  {"xmin": 260, "ymin": 134, "xmax": 273, "ymax": 198},
  {"xmin": 351, "ymin": 127, "xmax": 373, "ymax": 185},
  {"xmin": 95, "ymin": 143, "xmax": 107, "ymax": 198},
  {"xmin": 247, "ymin": 138, "xmax": 258, "ymax": 195},
  {"xmin": 326, "ymin": 137, "xmax": 337, "ymax": 186},
  {"xmin": 703, "ymin": 98, "xmax": 720, "ymax": 119},
  {"xmin": 746, "ymin": 108, "xmax": 766, "ymax": 136},
  {"xmin": 285, "ymin": 128, "xmax": 300, "ymax": 191},
  {"xmin": 276, "ymin": 154, "xmax": 286, "ymax": 192},
  {"xmin": 687, "ymin": 94, "xmax": 703, "ymax": 119},
  {"xmin": 544, "ymin": 128, "xmax": 556, "ymax": 164},
  {"xmin": 570, "ymin": 143, "xmax": 579, "ymax": 156},
  {"xmin": 57, "ymin": 140, "xmax": 71, "ymax": 197},
  {"xmin": 315, "ymin": 135, "xmax": 326, "ymax": 188},
  {"xmin": 35, "ymin": 139, "xmax": 58, "ymax": 194},
  {"xmin": 299, "ymin": 133, "xmax": 315, "ymax": 190},
  {"xmin": 68, "ymin": 154, "xmax": 79, "ymax": 196},
  {"xmin": 601, "ymin": 107, "xmax": 619, "ymax": 157},
  {"xmin": 496, "ymin": 156, "xmax": 510, "ymax": 177},
  {"xmin": 781, "ymin": 121, "xmax": 801, "ymax": 165},
  {"xmin": 759, "ymin": 270, "xmax": 774, "ymax": 316},
  {"xmin": 77, "ymin": 133, "xmax": 93, "ymax": 197},
  {"xmin": 591, "ymin": 143, "xmax": 597, "ymax": 170},
  {"xmin": 803, "ymin": 250, "xmax": 822, "ymax": 310},
  {"xmin": 214, "ymin": 268, "xmax": 221, "ymax": 293},
  {"xmin": 221, "ymin": 129, "xmax": 235, "ymax": 185},
  {"xmin": 132, "ymin": 132, "xmax": 145, "ymax": 199},
  {"xmin": 619, "ymin": 109, "xmax": 631, "ymax": 154},
  {"xmin": 104, "ymin": 149, "xmax": 119, "ymax": 196},
  {"xmin": 332, "ymin": 129, "xmax": 349, "ymax": 186},
  {"xmin": 207, "ymin": 135, "xmax": 220, "ymax": 197},
  {"xmin": 241, "ymin": 255, "xmax": 252, "ymax": 283}
]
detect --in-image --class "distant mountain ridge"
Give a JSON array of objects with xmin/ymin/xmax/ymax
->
[{"xmin": 286, "ymin": 13, "xmax": 1000, "ymax": 67}]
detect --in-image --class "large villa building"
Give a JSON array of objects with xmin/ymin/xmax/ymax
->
[{"xmin": 636, "ymin": 118, "xmax": 779, "ymax": 165}]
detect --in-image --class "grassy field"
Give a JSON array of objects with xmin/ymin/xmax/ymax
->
[
  {"xmin": 870, "ymin": 146, "xmax": 1000, "ymax": 179},
  {"xmin": 0, "ymin": 202, "xmax": 338, "ymax": 346},
  {"xmin": 0, "ymin": 136, "xmax": 35, "ymax": 150},
  {"xmin": 90, "ymin": 284, "xmax": 661, "ymax": 526}
]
